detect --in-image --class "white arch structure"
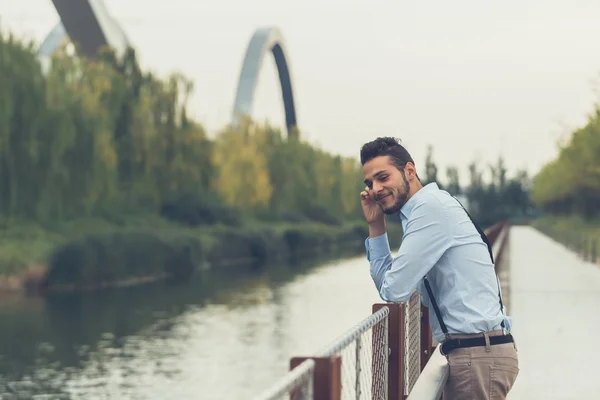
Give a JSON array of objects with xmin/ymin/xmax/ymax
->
[
  {"xmin": 231, "ymin": 27, "xmax": 298, "ymax": 136},
  {"xmin": 41, "ymin": 4, "xmax": 298, "ymax": 135},
  {"xmin": 39, "ymin": 0, "xmax": 129, "ymax": 67}
]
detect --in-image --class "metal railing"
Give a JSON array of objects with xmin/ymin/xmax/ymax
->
[
  {"xmin": 404, "ymin": 350, "xmax": 448, "ymax": 400},
  {"xmin": 404, "ymin": 292, "xmax": 422, "ymax": 396},
  {"xmin": 253, "ymin": 221, "xmax": 511, "ymax": 400},
  {"xmin": 317, "ymin": 306, "xmax": 390, "ymax": 400},
  {"xmin": 253, "ymin": 291, "xmax": 427, "ymax": 400},
  {"xmin": 254, "ymin": 359, "xmax": 316, "ymax": 400}
]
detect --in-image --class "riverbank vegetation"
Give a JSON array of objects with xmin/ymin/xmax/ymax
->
[
  {"xmin": 0, "ymin": 29, "xmax": 532, "ymax": 292},
  {"xmin": 0, "ymin": 30, "xmax": 396, "ymax": 291},
  {"xmin": 531, "ymin": 99, "xmax": 600, "ymax": 240},
  {"xmin": 419, "ymin": 145, "xmax": 534, "ymax": 229}
]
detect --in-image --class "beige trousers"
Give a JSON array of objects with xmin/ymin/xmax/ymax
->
[{"xmin": 443, "ymin": 330, "xmax": 519, "ymax": 399}]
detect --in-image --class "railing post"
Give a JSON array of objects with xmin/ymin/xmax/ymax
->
[
  {"xmin": 374, "ymin": 303, "xmax": 405, "ymax": 400},
  {"xmin": 290, "ymin": 357, "xmax": 341, "ymax": 400},
  {"xmin": 420, "ymin": 305, "xmax": 433, "ymax": 371},
  {"xmin": 355, "ymin": 336, "xmax": 362, "ymax": 400},
  {"xmin": 372, "ymin": 309, "xmax": 389, "ymax": 400}
]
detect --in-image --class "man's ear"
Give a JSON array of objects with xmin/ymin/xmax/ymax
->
[{"xmin": 405, "ymin": 162, "xmax": 417, "ymax": 180}]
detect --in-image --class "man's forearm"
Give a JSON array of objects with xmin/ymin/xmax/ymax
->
[
  {"xmin": 365, "ymin": 231, "xmax": 392, "ymax": 294},
  {"xmin": 368, "ymin": 219, "xmax": 386, "ymax": 238}
]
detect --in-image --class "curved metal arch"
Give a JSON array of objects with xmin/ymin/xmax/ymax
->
[
  {"xmin": 39, "ymin": 22, "xmax": 68, "ymax": 59},
  {"xmin": 38, "ymin": 22, "xmax": 68, "ymax": 72},
  {"xmin": 42, "ymin": 0, "xmax": 129, "ymax": 61},
  {"xmin": 232, "ymin": 27, "xmax": 298, "ymax": 137}
]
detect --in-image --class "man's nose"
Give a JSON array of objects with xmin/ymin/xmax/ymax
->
[{"xmin": 373, "ymin": 182, "xmax": 384, "ymax": 193}]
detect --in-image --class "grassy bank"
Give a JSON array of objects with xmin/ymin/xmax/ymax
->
[
  {"xmin": 533, "ymin": 215, "xmax": 600, "ymax": 261},
  {"xmin": 0, "ymin": 214, "xmax": 404, "ymax": 293},
  {"xmin": 532, "ymin": 215, "xmax": 600, "ymax": 236}
]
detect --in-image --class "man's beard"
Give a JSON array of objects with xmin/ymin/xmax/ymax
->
[{"xmin": 381, "ymin": 170, "xmax": 410, "ymax": 215}]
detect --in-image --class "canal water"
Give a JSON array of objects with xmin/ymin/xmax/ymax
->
[{"xmin": 0, "ymin": 249, "xmax": 383, "ymax": 399}]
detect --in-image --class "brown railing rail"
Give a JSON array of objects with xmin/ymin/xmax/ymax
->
[{"xmin": 252, "ymin": 221, "xmax": 511, "ymax": 400}]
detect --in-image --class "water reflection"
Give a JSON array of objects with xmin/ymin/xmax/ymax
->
[{"xmin": 0, "ymin": 244, "xmax": 383, "ymax": 399}]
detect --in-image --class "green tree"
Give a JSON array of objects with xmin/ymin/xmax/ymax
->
[
  {"xmin": 212, "ymin": 118, "xmax": 273, "ymax": 210},
  {"xmin": 531, "ymin": 106, "xmax": 600, "ymax": 217},
  {"xmin": 0, "ymin": 29, "xmax": 369, "ymax": 228},
  {"xmin": 445, "ymin": 166, "xmax": 461, "ymax": 195},
  {"xmin": 424, "ymin": 145, "xmax": 439, "ymax": 185}
]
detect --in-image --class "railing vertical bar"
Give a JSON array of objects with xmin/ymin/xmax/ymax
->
[
  {"xmin": 355, "ymin": 336, "xmax": 361, "ymax": 400},
  {"xmin": 384, "ymin": 314, "xmax": 389, "ymax": 400},
  {"xmin": 291, "ymin": 357, "xmax": 342, "ymax": 400},
  {"xmin": 404, "ymin": 302, "xmax": 409, "ymax": 396},
  {"xmin": 370, "ymin": 307, "xmax": 390, "ymax": 400},
  {"xmin": 253, "ymin": 358, "xmax": 315, "ymax": 400},
  {"xmin": 307, "ymin": 369, "xmax": 314, "ymax": 400},
  {"xmin": 420, "ymin": 305, "xmax": 432, "ymax": 371},
  {"xmin": 373, "ymin": 303, "xmax": 404, "ymax": 400}
]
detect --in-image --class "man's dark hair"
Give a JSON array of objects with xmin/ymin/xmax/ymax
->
[{"xmin": 360, "ymin": 137, "xmax": 415, "ymax": 170}]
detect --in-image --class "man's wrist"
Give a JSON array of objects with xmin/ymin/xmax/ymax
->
[{"xmin": 368, "ymin": 219, "xmax": 386, "ymax": 238}]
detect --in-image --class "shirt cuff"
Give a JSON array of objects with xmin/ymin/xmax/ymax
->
[{"xmin": 365, "ymin": 233, "xmax": 391, "ymax": 261}]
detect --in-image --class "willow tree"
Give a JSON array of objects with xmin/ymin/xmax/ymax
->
[
  {"xmin": 0, "ymin": 32, "xmax": 46, "ymax": 218},
  {"xmin": 212, "ymin": 118, "xmax": 273, "ymax": 210},
  {"xmin": 532, "ymin": 106, "xmax": 600, "ymax": 216}
]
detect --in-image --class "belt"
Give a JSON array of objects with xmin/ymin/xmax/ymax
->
[{"xmin": 440, "ymin": 333, "xmax": 514, "ymax": 356}]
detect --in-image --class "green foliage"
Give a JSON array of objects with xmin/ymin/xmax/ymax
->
[
  {"xmin": 532, "ymin": 214, "xmax": 600, "ymax": 236},
  {"xmin": 0, "ymin": 31, "xmax": 372, "ymax": 286},
  {"xmin": 465, "ymin": 158, "xmax": 532, "ymax": 227},
  {"xmin": 0, "ymin": 34, "xmax": 214, "ymax": 221},
  {"xmin": 40, "ymin": 220, "xmax": 400, "ymax": 290},
  {"xmin": 0, "ymin": 31, "xmax": 366, "ymax": 227},
  {"xmin": 421, "ymin": 146, "xmax": 533, "ymax": 228},
  {"xmin": 424, "ymin": 145, "xmax": 439, "ymax": 186},
  {"xmin": 531, "ymin": 107, "xmax": 600, "ymax": 217},
  {"xmin": 217, "ymin": 118, "xmax": 364, "ymax": 223},
  {"xmin": 445, "ymin": 166, "xmax": 461, "ymax": 195},
  {"xmin": 159, "ymin": 192, "xmax": 242, "ymax": 227},
  {"xmin": 45, "ymin": 230, "xmax": 201, "ymax": 288},
  {"xmin": 532, "ymin": 215, "xmax": 600, "ymax": 256}
]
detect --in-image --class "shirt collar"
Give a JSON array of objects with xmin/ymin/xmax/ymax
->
[{"xmin": 400, "ymin": 182, "xmax": 439, "ymax": 219}]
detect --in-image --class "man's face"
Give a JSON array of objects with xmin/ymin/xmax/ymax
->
[{"xmin": 363, "ymin": 155, "xmax": 411, "ymax": 215}]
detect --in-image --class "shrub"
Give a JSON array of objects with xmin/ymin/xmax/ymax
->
[
  {"xmin": 301, "ymin": 205, "xmax": 341, "ymax": 226},
  {"xmin": 43, "ymin": 230, "xmax": 203, "ymax": 289},
  {"xmin": 160, "ymin": 193, "xmax": 241, "ymax": 227}
]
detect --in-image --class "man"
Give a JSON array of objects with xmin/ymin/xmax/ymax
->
[{"xmin": 359, "ymin": 137, "xmax": 518, "ymax": 399}]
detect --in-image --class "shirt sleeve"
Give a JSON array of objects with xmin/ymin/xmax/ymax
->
[{"xmin": 365, "ymin": 194, "xmax": 452, "ymax": 303}]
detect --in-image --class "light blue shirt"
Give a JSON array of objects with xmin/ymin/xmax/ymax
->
[{"xmin": 365, "ymin": 183, "xmax": 509, "ymax": 343}]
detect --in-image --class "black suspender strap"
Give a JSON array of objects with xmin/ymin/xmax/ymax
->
[
  {"xmin": 423, "ymin": 197, "xmax": 506, "ymax": 340},
  {"xmin": 455, "ymin": 200, "xmax": 505, "ymax": 324},
  {"xmin": 460, "ymin": 202, "xmax": 494, "ymax": 264},
  {"xmin": 423, "ymin": 275, "xmax": 451, "ymax": 340}
]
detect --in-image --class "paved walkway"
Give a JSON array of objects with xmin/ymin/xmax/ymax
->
[{"xmin": 508, "ymin": 226, "xmax": 600, "ymax": 399}]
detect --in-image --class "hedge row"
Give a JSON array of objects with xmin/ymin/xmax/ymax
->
[{"xmin": 41, "ymin": 223, "xmax": 403, "ymax": 291}]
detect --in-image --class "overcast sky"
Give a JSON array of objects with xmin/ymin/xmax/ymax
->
[{"xmin": 2, "ymin": 0, "xmax": 600, "ymax": 184}]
